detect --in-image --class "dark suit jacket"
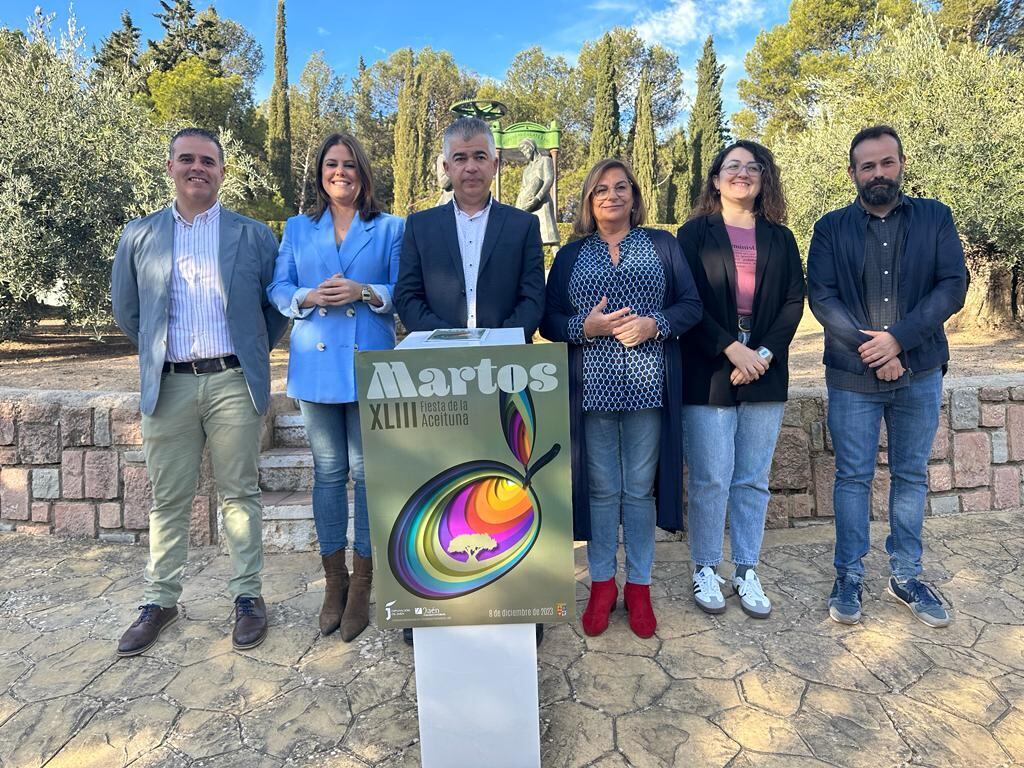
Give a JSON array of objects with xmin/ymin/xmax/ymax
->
[
  {"xmin": 677, "ymin": 213, "xmax": 805, "ymax": 405},
  {"xmin": 395, "ymin": 199, "xmax": 545, "ymax": 338}
]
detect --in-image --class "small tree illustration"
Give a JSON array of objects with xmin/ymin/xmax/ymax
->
[{"xmin": 447, "ymin": 533, "xmax": 498, "ymax": 562}]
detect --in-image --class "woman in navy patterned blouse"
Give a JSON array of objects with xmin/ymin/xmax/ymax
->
[{"xmin": 541, "ymin": 159, "xmax": 702, "ymax": 638}]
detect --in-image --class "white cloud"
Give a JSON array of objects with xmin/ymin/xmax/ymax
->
[
  {"xmin": 316, "ymin": 27, "xmax": 329, "ymax": 37},
  {"xmin": 588, "ymin": 0, "xmax": 642, "ymax": 10},
  {"xmin": 634, "ymin": 0, "xmax": 768, "ymax": 48},
  {"xmin": 634, "ymin": 0, "xmax": 702, "ymax": 47}
]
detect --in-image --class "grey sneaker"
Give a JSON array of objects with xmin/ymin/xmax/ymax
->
[
  {"xmin": 693, "ymin": 566, "xmax": 726, "ymax": 614},
  {"xmin": 828, "ymin": 576, "xmax": 862, "ymax": 624},
  {"xmin": 887, "ymin": 577, "xmax": 950, "ymax": 628},
  {"xmin": 733, "ymin": 569, "xmax": 772, "ymax": 618}
]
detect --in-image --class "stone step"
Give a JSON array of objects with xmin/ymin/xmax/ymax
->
[
  {"xmin": 220, "ymin": 491, "xmax": 357, "ymax": 553},
  {"xmin": 273, "ymin": 411, "xmax": 309, "ymax": 448},
  {"xmin": 259, "ymin": 447, "xmax": 313, "ymax": 492}
]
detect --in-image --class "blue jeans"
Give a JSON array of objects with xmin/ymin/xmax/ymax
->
[
  {"xmin": 683, "ymin": 402, "xmax": 785, "ymax": 568},
  {"xmin": 827, "ymin": 368, "xmax": 942, "ymax": 582},
  {"xmin": 299, "ymin": 400, "xmax": 370, "ymax": 558},
  {"xmin": 584, "ymin": 409, "xmax": 661, "ymax": 585}
]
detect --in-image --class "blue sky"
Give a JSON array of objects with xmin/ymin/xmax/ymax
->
[{"xmin": 2, "ymin": 0, "xmax": 790, "ymax": 121}]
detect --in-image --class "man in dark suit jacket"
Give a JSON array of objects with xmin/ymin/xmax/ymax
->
[{"xmin": 395, "ymin": 117, "xmax": 545, "ymax": 339}]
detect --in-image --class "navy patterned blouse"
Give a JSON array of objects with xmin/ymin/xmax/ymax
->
[{"xmin": 565, "ymin": 228, "xmax": 671, "ymax": 412}]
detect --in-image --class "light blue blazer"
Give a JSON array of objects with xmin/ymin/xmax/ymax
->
[{"xmin": 268, "ymin": 209, "xmax": 404, "ymax": 403}]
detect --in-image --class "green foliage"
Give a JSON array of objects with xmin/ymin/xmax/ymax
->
[
  {"xmin": 392, "ymin": 50, "xmax": 419, "ymax": 216},
  {"xmin": 662, "ymin": 128, "xmax": 690, "ymax": 225},
  {"xmin": 352, "ymin": 56, "xmax": 394, "ymax": 208},
  {"xmin": 736, "ymin": 0, "xmax": 917, "ymax": 142},
  {"xmin": 291, "ymin": 51, "xmax": 349, "ymax": 213},
  {"xmin": 145, "ymin": 0, "xmax": 222, "ymax": 74},
  {"xmin": 631, "ymin": 71, "xmax": 658, "ymax": 218},
  {"xmin": 266, "ymin": 0, "xmax": 293, "ymax": 210},
  {"xmin": 0, "ymin": 12, "xmax": 168, "ymax": 337},
  {"xmin": 773, "ymin": 13, "xmax": 1024, "ymax": 265},
  {"xmin": 589, "ymin": 34, "xmax": 620, "ymax": 166},
  {"xmin": 688, "ymin": 36, "xmax": 727, "ymax": 206},
  {"xmin": 935, "ymin": 0, "xmax": 1023, "ymax": 50},
  {"xmin": 94, "ymin": 11, "xmax": 140, "ymax": 81},
  {"xmin": 148, "ymin": 57, "xmax": 264, "ymax": 153}
]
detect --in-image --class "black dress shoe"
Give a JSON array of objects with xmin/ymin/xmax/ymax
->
[
  {"xmin": 117, "ymin": 604, "xmax": 179, "ymax": 657},
  {"xmin": 402, "ymin": 627, "xmax": 414, "ymax": 646},
  {"xmin": 233, "ymin": 596, "xmax": 268, "ymax": 650}
]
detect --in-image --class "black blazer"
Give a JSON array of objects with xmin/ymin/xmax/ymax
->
[
  {"xmin": 676, "ymin": 213, "xmax": 805, "ymax": 405},
  {"xmin": 395, "ymin": 200, "xmax": 545, "ymax": 339}
]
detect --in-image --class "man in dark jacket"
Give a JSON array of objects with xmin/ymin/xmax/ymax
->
[
  {"xmin": 395, "ymin": 117, "xmax": 545, "ymax": 339},
  {"xmin": 807, "ymin": 125, "xmax": 966, "ymax": 628}
]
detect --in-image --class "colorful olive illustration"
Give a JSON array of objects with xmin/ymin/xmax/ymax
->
[{"xmin": 388, "ymin": 387, "xmax": 561, "ymax": 600}]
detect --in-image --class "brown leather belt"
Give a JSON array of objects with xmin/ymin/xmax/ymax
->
[{"xmin": 163, "ymin": 355, "xmax": 240, "ymax": 375}]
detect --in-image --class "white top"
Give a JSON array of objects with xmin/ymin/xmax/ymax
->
[
  {"xmin": 166, "ymin": 201, "xmax": 235, "ymax": 362},
  {"xmin": 452, "ymin": 197, "xmax": 492, "ymax": 329}
]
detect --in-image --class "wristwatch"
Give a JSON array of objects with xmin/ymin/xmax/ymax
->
[
  {"xmin": 756, "ymin": 346, "xmax": 774, "ymax": 364},
  {"xmin": 360, "ymin": 285, "xmax": 374, "ymax": 303}
]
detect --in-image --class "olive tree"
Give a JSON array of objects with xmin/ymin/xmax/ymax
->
[
  {"xmin": 774, "ymin": 13, "xmax": 1024, "ymax": 327},
  {"xmin": 0, "ymin": 12, "xmax": 274, "ymax": 338}
]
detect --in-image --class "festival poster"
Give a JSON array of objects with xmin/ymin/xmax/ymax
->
[{"xmin": 356, "ymin": 343, "xmax": 576, "ymax": 629}]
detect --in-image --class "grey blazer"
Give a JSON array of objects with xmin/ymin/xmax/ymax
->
[{"xmin": 111, "ymin": 206, "xmax": 288, "ymax": 416}]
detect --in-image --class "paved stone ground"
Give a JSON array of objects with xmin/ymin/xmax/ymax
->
[{"xmin": 0, "ymin": 510, "xmax": 1022, "ymax": 768}]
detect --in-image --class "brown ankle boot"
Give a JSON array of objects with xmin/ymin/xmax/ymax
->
[
  {"xmin": 340, "ymin": 553, "xmax": 372, "ymax": 641},
  {"xmin": 320, "ymin": 549, "xmax": 349, "ymax": 635}
]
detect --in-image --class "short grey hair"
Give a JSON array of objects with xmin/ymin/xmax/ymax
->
[
  {"xmin": 169, "ymin": 127, "xmax": 224, "ymax": 164},
  {"xmin": 442, "ymin": 117, "xmax": 496, "ymax": 159}
]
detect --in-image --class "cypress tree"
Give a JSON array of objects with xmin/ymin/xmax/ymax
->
[
  {"xmin": 95, "ymin": 11, "xmax": 140, "ymax": 79},
  {"xmin": 630, "ymin": 69, "xmax": 658, "ymax": 220},
  {"xmin": 392, "ymin": 50, "xmax": 418, "ymax": 216},
  {"xmin": 589, "ymin": 33, "xmax": 620, "ymax": 166},
  {"xmin": 663, "ymin": 128, "xmax": 691, "ymax": 224},
  {"xmin": 267, "ymin": 0, "xmax": 294, "ymax": 209},
  {"xmin": 688, "ymin": 35, "xmax": 727, "ymax": 206},
  {"xmin": 353, "ymin": 57, "xmax": 374, "ymax": 146}
]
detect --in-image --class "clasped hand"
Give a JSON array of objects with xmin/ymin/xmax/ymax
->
[
  {"xmin": 726, "ymin": 341, "xmax": 768, "ymax": 386},
  {"xmin": 582, "ymin": 296, "xmax": 658, "ymax": 349},
  {"xmin": 307, "ymin": 273, "xmax": 362, "ymax": 306}
]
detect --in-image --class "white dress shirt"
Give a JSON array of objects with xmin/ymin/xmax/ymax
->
[
  {"xmin": 452, "ymin": 196, "xmax": 492, "ymax": 329},
  {"xmin": 166, "ymin": 201, "xmax": 235, "ymax": 362}
]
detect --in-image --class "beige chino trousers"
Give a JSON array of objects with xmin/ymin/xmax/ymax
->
[{"xmin": 141, "ymin": 367, "xmax": 264, "ymax": 606}]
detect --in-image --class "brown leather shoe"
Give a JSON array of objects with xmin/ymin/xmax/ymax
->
[
  {"xmin": 340, "ymin": 553, "xmax": 372, "ymax": 641},
  {"xmin": 320, "ymin": 549, "xmax": 349, "ymax": 635},
  {"xmin": 117, "ymin": 604, "xmax": 179, "ymax": 657},
  {"xmin": 232, "ymin": 596, "xmax": 268, "ymax": 650}
]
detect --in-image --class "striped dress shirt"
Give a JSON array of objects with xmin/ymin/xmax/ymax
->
[{"xmin": 166, "ymin": 201, "xmax": 235, "ymax": 362}]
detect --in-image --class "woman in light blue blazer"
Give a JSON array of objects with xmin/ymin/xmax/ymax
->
[{"xmin": 268, "ymin": 132, "xmax": 403, "ymax": 641}]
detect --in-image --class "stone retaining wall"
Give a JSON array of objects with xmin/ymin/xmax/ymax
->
[{"xmin": 1, "ymin": 375, "xmax": 1022, "ymax": 543}]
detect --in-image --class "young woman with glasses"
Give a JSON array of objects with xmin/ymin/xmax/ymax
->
[{"xmin": 676, "ymin": 140, "xmax": 805, "ymax": 619}]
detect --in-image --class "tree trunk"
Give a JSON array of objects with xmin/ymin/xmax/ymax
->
[{"xmin": 947, "ymin": 253, "xmax": 1022, "ymax": 331}]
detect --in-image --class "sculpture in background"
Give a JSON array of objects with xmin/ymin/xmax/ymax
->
[
  {"xmin": 435, "ymin": 152, "xmax": 454, "ymax": 206},
  {"xmin": 515, "ymin": 139, "xmax": 559, "ymax": 245}
]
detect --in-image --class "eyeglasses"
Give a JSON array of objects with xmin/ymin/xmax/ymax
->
[
  {"xmin": 593, "ymin": 182, "xmax": 633, "ymax": 200},
  {"xmin": 720, "ymin": 161, "xmax": 764, "ymax": 177}
]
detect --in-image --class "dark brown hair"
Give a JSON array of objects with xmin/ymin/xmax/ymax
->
[
  {"xmin": 849, "ymin": 124, "xmax": 904, "ymax": 169},
  {"xmin": 574, "ymin": 158, "xmax": 647, "ymax": 237},
  {"xmin": 689, "ymin": 140, "xmax": 787, "ymax": 225},
  {"xmin": 309, "ymin": 132, "xmax": 381, "ymax": 222}
]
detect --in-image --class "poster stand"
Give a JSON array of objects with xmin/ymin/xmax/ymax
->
[{"xmin": 395, "ymin": 329, "xmax": 541, "ymax": 768}]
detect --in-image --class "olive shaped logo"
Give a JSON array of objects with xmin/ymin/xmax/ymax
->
[{"xmin": 388, "ymin": 387, "xmax": 561, "ymax": 600}]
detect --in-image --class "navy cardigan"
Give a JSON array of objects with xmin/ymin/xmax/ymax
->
[
  {"xmin": 807, "ymin": 196, "xmax": 967, "ymax": 375},
  {"xmin": 540, "ymin": 228, "xmax": 702, "ymax": 540}
]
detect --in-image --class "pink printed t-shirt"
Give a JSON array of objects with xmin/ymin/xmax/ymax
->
[{"xmin": 726, "ymin": 224, "xmax": 757, "ymax": 316}]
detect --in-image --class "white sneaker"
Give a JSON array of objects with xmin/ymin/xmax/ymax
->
[
  {"xmin": 693, "ymin": 566, "xmax": 726, "ymax": 614},
  {"xmin": 733, "ymin": 569, "xmax": 772, "ymax": 618}
]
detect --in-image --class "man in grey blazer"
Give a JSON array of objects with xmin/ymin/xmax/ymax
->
[{"xmin": 111, "ymin": 128, "xmax": 287, "ymax": 656}]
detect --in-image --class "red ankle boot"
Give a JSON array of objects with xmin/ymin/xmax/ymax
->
[
  {"xmin": 581, "ymin": 578, "xmax": 618, "ymax": 636},
  {"xmin": 624, "ymin": 582, "xmax": 656, "ymax": 638}
]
